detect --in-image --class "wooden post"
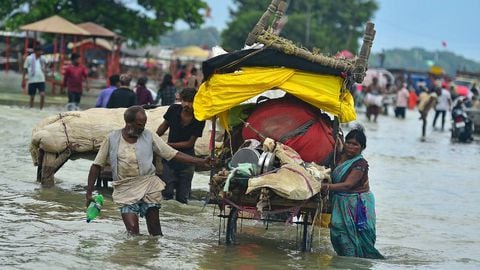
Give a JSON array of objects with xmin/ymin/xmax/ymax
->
[
  {"xmin": 245, "ymin": 0, "xmax": 283, "ymax": 46},
  {"xmin": 5, "ymin": 35, "xmax": 10, "ymax": 73},
  {"xmin": 114, "ymin": 41, "xmax": 122, "ymax": 74},
  {"xmin": 353, "ymin": 22, "xmax": 376, "ymax": 83},
  {"xmin": 22, "ymin": 31, "xmax": 29, "ymax": 95},
  {"xmin": 73, "ymin": 36, "xmax": 77, "ymax": 53},
  {"xmin": 52, "ymin": 35, "xmax": 58, "ymax": 93},
  {"xmin": 56, "ymin": 34, "xmax": 66, "ymax": 95}
]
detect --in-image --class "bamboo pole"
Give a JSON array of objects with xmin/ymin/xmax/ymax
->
[
  {"xmin": 353, "ymin": 22, "xmax": 376, "ymax": 83},
  {"xmin": 22, "ymin": 31, "xmax": 29, "ymax": 95},
  {"xmin": 5, "ymin": 35, "xmax": 10, "ymax": 73},
  {"xmin": 52, "ymin": 35, "xmax": 58, "ymax": 93},
  {"xmin": 245, "ymin": 0, "xmax": 284, "ymax": 46}
]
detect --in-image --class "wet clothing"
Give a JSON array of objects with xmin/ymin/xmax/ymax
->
[
  {"xmin": 120, "ymin": 200, "xmax": 160, "ymax": 217},
  {"xmin": 161, "ymin": 104, "xmax": 205, "ymax": 203},
  {"xmin": 63, "ymin": 64, "xmax": 88, "ymax": 93},
  {"xmin": 330, "ymin": 155, "xmax": 384, "ymax": 259},
  {"xmin": 28, "ymin": 82, "xmax": 45, "ymax": 96},
  {"xmin": 107, "ymin": 87, "xmax": 137, "ymax": 108},
  {"xmin": 394, "ymin": 107, "xmax": 406, "ymax": 118},
  {"xmin": 94, "ymin": 129, "xmax": 177, "ymax": 181},
  {"xmin": 366, "ymin": 105, "xmax": 380, "ymax": 120},
  {"xmin": 93, "ymin": 129, "xmax": 177, "ymax": 207},
  {"xmin": 161, "ymin": 160, "xmax": 195, "ymax": 203},
  {"xmin": 68, "ymin": 92, "xmax": 82, "ymax": 104},
  {"xmin": 164, "ymin": 104, "xmax": 205, "ymax": 169}
]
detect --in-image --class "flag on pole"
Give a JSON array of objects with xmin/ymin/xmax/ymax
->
[{"xmin": 205, "ymin": 6, "xmax": 211, "ymax": 18}]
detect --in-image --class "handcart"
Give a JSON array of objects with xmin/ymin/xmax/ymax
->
[{"xmin": 192, "ymin": 0, "xmax": 375, "ymax": 251}]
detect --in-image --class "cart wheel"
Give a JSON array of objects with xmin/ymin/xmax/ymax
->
[{"xmin": 226, "ymin": 207, "xmax": 238, "ymax": 245}]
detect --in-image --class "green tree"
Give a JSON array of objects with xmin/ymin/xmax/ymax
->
[
  {"xmin": 221, "ymin": 0, "xmax": 378, "ymax": 54},
  {"xmin": 0, "ymin": 0, "xmax": 208, "ymax": 46}
]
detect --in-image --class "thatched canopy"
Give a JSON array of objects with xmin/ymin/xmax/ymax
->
[
  {"xmin": 77, "ymin": 22, "xmax": 116, "ymax": 38},
  {"xmin": 20, "ymin": 15, "xmax": 90, "ymax": 35}
]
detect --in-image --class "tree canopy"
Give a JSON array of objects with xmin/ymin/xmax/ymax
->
[
  {"xmin": 0, "ymin": 0, "xmax": 208, "ymax": 46},
  {"xmin": 221, "ymin": 0, "xmax": 378, "ymax": 54}
]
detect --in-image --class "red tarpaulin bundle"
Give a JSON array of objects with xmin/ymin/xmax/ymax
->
[{"xmin": 242, "ymin": 97, "xmax": 334, "ymax": 163}]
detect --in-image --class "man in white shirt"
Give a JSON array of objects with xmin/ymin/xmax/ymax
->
[
  {"xmin": 22, "ymin": 46, "xmax": 47, "ymax": 109},
  {"xmin": 432, "ymin": 85, "xmax": 452, "ymax": 131},
  {"xmin": 86, "ymin": 106, "xmax": 211, "ymax": 236}
]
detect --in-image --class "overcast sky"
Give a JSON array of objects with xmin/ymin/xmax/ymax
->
[{"xmin": 198, "ymin": 0, "xmax": 480, "ymax": 61}]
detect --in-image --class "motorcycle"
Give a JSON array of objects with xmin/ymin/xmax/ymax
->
[{"xmin": 451, "ymin": 105, "xmax": 474, "ymax": 143}]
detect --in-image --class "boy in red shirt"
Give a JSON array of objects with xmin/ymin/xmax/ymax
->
[{"xmin": 63, "ymin": 53, "xmax": 88, "ymax": 110}]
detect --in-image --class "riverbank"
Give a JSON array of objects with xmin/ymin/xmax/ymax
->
[{"xmin": 0, "ymin": 72, "xmax": 102, "ymax": 109}]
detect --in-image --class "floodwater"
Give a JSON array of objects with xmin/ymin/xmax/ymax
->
[{"xmin": 1, "ymin": 104, "xmax": 479, "ymax": 270}]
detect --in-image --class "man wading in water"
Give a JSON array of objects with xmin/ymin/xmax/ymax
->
[
  {"xmin": 86, "ymin": 106, "xmax": 211, "ymax": 235},
  {"xmin": 157, "ymin": 88, "xmax": 205, "ymax": 204}
]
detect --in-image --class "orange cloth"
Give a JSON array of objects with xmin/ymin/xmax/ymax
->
[{"xmin": 408, "ymin": 91, "xmax": 418, "ymax": 110}]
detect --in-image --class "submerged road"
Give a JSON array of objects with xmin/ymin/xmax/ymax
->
[{"xmin": 0, "ymin": 105, "xmax": 479, "ymax": 269}]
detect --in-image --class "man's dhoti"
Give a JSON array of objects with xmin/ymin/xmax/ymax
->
[{"xmin": 111, "ymin": 175, "xmax": 166, "ymax": 205}]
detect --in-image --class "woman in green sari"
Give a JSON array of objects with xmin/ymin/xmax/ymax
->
[{"xmin": 321, "ymin": 129, "xmax": 384, "ymax": 259}]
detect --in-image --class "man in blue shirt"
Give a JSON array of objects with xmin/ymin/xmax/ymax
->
[{"xmin": 95, "ymin": 74, "xmax": 120, "ymax": 108}]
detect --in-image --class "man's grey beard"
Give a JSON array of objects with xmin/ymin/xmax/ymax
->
[{"xmin": 126, "ymin": 127, "xmax": 143, "ymax": 138}]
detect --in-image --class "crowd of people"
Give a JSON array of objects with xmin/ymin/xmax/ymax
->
[
  {"xmin": 22, "ymin": 46, "xmax": 200, "ymax": 110},
  {"xmin": 359, "ymin": 77, "xmax": 479, "ymax": 141}
]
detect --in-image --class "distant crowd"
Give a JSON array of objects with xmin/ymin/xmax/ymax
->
[
  {"xmin": 22, "ymin": 45, "xmax": 201, "ymax": 110},
  {"xmin": 357, "ymin": 76, "xmax": 479, "ymax": 140}
]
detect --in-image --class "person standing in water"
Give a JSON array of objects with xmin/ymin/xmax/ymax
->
[
  {"xmin": 22, "ymin": 46, "xmax": 47, "ymax": 109},
  {"xmin": 63, "ymin": 53, "xmax": 89, "ymax": 110},
  {"xmin": 156, "ymin": 88, "xmax": 205, "ymax": 204},
  {"xmin": 321, "ymin": 128, "xmax": 384, "ymax": 259}
]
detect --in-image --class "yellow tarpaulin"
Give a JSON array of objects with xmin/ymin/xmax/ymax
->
[{"xmin": 193, "ymin": 67, "xmax": 356, "ymax": 128}]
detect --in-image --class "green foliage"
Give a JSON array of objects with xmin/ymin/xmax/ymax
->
[
  {"xmin": 160, "ymin": 27, "xmax": 220, "ymax": 48},
  {"xmin": 369, "ymin": 48, "xmax": 480, "ymax": 76},
  {"xmin": 221, "ymin": 0, "xmax": 378, "ymax": 53},
  {"xmin": 0, "ymin": 0, "xmax": 208, "ymax": 46}
]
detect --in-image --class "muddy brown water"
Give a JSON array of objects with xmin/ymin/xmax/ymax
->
[{"xmin": 1, "ymin": 105, "xmax": 479, "ymax": 269}]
